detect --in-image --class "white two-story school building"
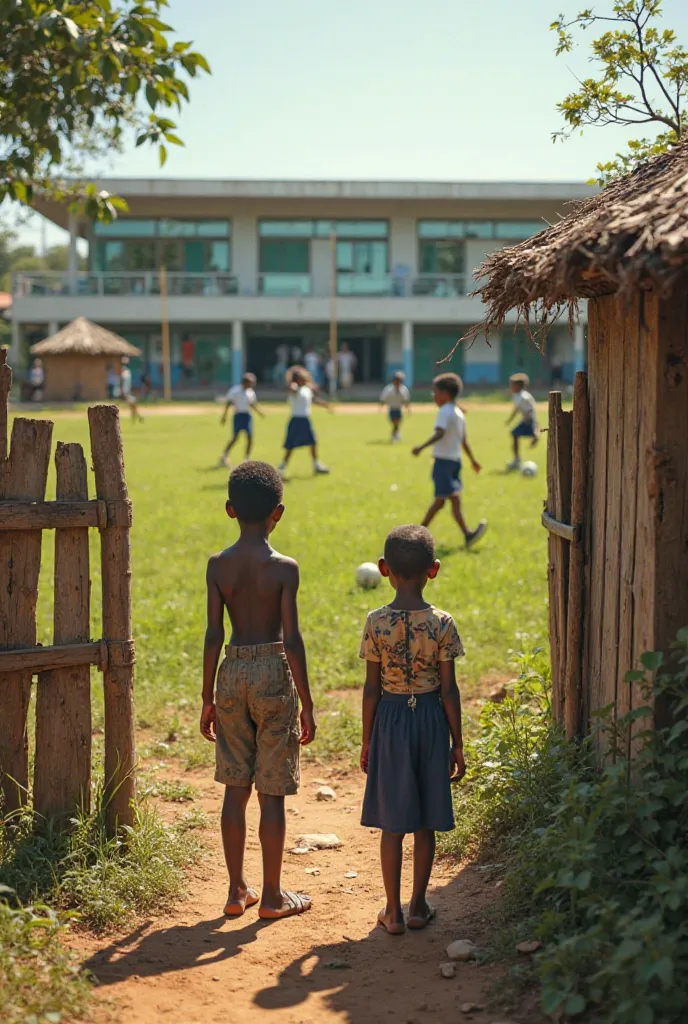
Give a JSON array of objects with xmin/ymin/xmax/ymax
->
[{"xmin": 11, "ymin": 178, "xmax": 593, "ymax": 392}]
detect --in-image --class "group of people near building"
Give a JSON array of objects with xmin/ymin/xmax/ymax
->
[{"xmin": 272, "ymin": 342, "xmax": 358, "ymax": 390}]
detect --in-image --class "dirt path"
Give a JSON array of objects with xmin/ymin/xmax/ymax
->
[{"xmin": 75, "ymin": 761, "xmax": 509, "ymax": 1024}]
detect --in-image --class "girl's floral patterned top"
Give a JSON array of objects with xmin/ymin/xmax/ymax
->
[{"xmin": 359, "ymin": 605, "xmax": 464, "ymax": 693}]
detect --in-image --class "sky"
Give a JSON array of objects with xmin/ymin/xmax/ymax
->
[{"xmin": 16, "ymin": 0, "xmax": 688, "ymax": 249}]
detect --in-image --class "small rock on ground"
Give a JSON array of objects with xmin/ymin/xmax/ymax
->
[
  {"xmin": 446, "ymin": 939, "xmax": 477, "ymax": 961},
  {"xmin": 295, "ymin": 833, "xmax": 342, "ymax": 851},
  {"xmin": 516, "ymin": 939, "xmax": 541, "ymax": 954},
  {"xmin": 316, "ymin": 785, "xmax": 337, "ymax": 802},
  {"xmin": 439, "ymin": 963, "xmax": 456, "ymax": 979},
  {"xmin": 460, "ymin": 1003, "xmax": 485, "ymax": 1014},
  {"xmin": 488, "ymin": 685, "xmax": 508, "ymax": 703}
]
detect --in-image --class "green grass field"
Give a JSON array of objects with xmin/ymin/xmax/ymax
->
[{"xmin": 29, "ymin": 402, "xmax": 548, "ymax": 768}]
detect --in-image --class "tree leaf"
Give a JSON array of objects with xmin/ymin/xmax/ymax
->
[{"xmin": 159, "ymin": 143, "xmax": 167, "ymax": 167}]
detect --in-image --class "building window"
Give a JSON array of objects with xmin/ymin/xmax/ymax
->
[
  {"xmin": 259, "ymin": 219, "xmax": 388, "ymax": 239},
  {"xmin": 419, "ymin": 240, "xmax": 465, "ymax": 275},
  {"xmin": 259, "ymin": 240, "xmax": 310, "ymax": 273},
  {"xmin": 93, "ymin": 219, "xmax": 231, "ymax": 238},
  {"xmin": 336, "ymin": 240, "xmax": 389, "ymax": 294},
  {"xmin": 418, "ymin": 219, "xmax": 544, "ymax": 241},
  {"xmin": 93, "ymin": 226, "xmax": 232, "ymax": 274}
]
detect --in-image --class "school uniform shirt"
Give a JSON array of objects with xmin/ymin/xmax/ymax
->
[
  {"xmin": 120, "ymin": 367, "xmax": 132, "ymax": 397},
  {"xmin": 513, "ymin": 389, "xmax": 538, "ymax": 425},
  {"xmin": 289, "ymin": 385, "xmax": 313, "ymax": 418},
  {"xmin": 226, "ymin": 385, "xmax": 256, "ymax": 414},
  {"xmin": 359, "ymin": 605, "xmax": 464, "ymax": 693},
  {"xmin": 432, "ymin": 402, "xmax": 465, "ymax": 462},
  {"xmin": 380, "ymin": 383, "xmax": 410, "ymax": 410}
]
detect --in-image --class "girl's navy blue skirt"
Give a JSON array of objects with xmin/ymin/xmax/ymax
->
[
  {"xmin": 284, "ymin": 415, "xmax": 316, "ymax": 450},
  {"xmin": 361, "ymin": 690, "xmax": 454, "ymax": 834},
  {"xmin": 233, "ymin": 411, "xmax": 252, "ymax": 436}
]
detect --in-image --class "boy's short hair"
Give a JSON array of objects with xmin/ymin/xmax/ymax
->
[
  {"xmin": 242, "ymin": 372, "xmax": 257, "ymax": 386},
  {"xmin": 509, "ymin": 372, "xmax": 530, "ymax": 387},
  {"xmin": 393, "ymin": 371, "xmax": 405, "ymax": 382},
  {"xmin": 432, "ymin": 372, "xmax": 463, "ymax": 398},
  {"xmin": 384, "ymin": 525, "xmax": 436, "ymax": 579},
  {"xmin": 286, "ymin": 364, "xmax": 312, "ymax": 386},
  {"xmin": 228, "ymin": 461, "xmax": 283, "ymax": 522}
]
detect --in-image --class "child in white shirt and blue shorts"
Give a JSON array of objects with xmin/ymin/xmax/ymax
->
[
  {"xmin": 412, "ymin": 373, "xmax": 487, "ymax": 549},
  {"xmin": 220, "ymin": 373, "xmax": 265, "ymax": 467},
  {"xmin": 505, "ymin": 372, "xmax": 539, "ymax": 470},
  {"xmin": 379, "ymin": 371, "xmax": 411, "ymax": 442},
  {"xmin": 278, "ymin": 367, "xmax": 330, "ymax": 477}
]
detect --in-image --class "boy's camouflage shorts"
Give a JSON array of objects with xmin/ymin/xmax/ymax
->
[{"xmin": 214, "ymin": 642, "xmax": 300, "ymax": 796}]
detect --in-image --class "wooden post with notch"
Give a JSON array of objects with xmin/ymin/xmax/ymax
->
[
  {"xmin": 88, "ymin": 405, "xmax": 136, "ymax": 832},
  {"xmin": 34, "ymin": 443, "xmax": 92, "ymax": 822},
  {"xmin": 564, "ymin": 373, "xmax": 589, "ymax": 740},
  {"xmin": 546, "ymin": 391, "xmax": 573, "ymax": 723}
]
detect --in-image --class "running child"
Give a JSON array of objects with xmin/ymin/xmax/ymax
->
[
  {"xmin": 119, "ymin": 356, "xmax": 143, "ymax": 423},
  {"xmin": 201, "ymin": 461, "xmax": 317, "ymax": 921},
  {"xmin": 219, "ymin": 373, "xmax": 265, "ymax": 467},
  {"xmin": 278, "ymin": 366, "xmax": 330, "ymax": 476},
  {"xmin": 380, "ymin": 371, "xmax": 411, "ymax": 442},
  {"xmin": 412, "ymin": 373, "xmax": 486, "ymax": 548},
  {"xmin": 359, "ymin": 524, "xmax": 466, "ymax": 934},
  {"xmin": 505, "ymin": 372, "xmax": 539, "ymax": 470}
]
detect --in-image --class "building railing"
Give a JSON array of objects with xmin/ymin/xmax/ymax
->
[{"xmin": 12, "ymin": 271, "xmax": 469, "ymax": 300}]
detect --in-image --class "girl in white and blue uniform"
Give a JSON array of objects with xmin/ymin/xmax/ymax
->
[
  {"xmin": 278, "ymin": 366, "xmax": 330, "ymax": 476},
  {"xmin": 220, "ymin": 373, "xmax": 265, "ymax": 467}
]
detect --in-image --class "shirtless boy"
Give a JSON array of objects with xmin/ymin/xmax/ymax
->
[{"xmin": 201, "ymin": 461, "xmax": 316, "ymax": 920}]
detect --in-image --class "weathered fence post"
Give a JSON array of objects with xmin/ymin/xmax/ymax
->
[
  {"xmin": 564, "ymin": 373, "xmax": 590, "ymax": 740},
  {"xmin": 546, "ymin": 392, "xmax": 573, "ymax": 723},
  {"xmin": 34, "ymin": 443, "xmax": 92, "ymax": 822},
  {"xmin": 88, "ymin": 405, "xmax": 136, "ymax": 832},
  {"xmin": 0, "ymin": 415, "xmax": 53, "ymax": 811}
]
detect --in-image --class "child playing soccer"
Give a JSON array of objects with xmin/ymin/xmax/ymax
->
[
  {"xmin": 412, "ymin": 373, "xmax": 487, "ymax": 548},
  {"xmin": 278, "ymin": 366, "xmax": 330, "ymax": 476},
  {"xmin": 505, "ymin": 372, "xmax": 539, "ymax": 470},
  {"xmin": 360, "ymin": 524, "xmax": 466, "ymax": 934},
  {"xmin": 219, "ymin": 373, "xmax": 265, "ymax": 467},
  {"xmin": 119, "ymin": 356, "xmax": 143, "ymax": 423},
  {"xmin": 201, "ymin": 461, "xmax": 317, "ymax": 920},
  {"xmin": 380, "ymin": 371, "xmax": 411, "ymax": 442}
]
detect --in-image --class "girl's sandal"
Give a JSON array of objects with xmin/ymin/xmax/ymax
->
[
  {"xmin": 407, "ymin": 905, "xmax": 436, "ymax": 930},
  {"xmin": 258, "ymin": 891, "xmax": 312, "ymax": 920},
  {"xmin": 377, "ymin": 909, "xmax": 405, "ymax": 935}
]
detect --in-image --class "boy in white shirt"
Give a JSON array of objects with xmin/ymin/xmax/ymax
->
[
  {"xmin": 278, "ymin": 367, "xmax": 330, "ymax": 477},
  {"xmin": 120, "ymin": 356, "xmax": 143, "ymax": 423},
  {"xmin": 412, "ymin": 373, "xmax": 487, "ymax": 548},
  {"xmin": 220, "ymin": 373, "xmax": 265, "ymax": 467},
  {"xmin": 379, "ymin": 371, "xmax": 411, "ymax": 442},
  {"xmin": 505, "ymin": 372, "xmax": 539, "ymax": 470}
]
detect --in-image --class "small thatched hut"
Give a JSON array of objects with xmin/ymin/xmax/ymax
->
[
  {"xmin": 466, "ymin": 140, "xmax": 688, "ymax": 747},
  {"xmin": 30, "ymin": 318, "xmax": 141, "ymax": 402}
]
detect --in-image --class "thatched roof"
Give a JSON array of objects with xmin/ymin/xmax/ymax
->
[
  {"xmin": 465, "ymin": 138, "xmax": 688, "ymax": 343},
  {"xmin": 30, "ymin": 318, "xmax": 142, "ymax": 357}
]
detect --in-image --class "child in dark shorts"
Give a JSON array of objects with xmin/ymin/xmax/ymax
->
[
  {"xmin": 201, "ymin": 461, "xmax": 316, "ymax": 921},
  {"xmin": 412, "ymin": 373, "xmax": 487, "ymax": 548},
  {"xmin": 359, "ymin": 525, "xmax": 466, "ymax": 935}
]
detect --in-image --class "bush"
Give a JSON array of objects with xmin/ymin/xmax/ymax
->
[
  {"xmin": 0, "ymin": 890, "xmax": 91, "ymax": 1024},
  {"xmin": 448, "ymin": 635, "xmax": 688, "ymax": 1023},
  {"xmin": 0, "ymin": 791, "xmax": 202, "ymax": 932}
]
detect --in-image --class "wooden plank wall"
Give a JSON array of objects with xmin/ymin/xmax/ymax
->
[{"xmin": 583, "ymin": 290, "xmax": 686, "ymax": 751}]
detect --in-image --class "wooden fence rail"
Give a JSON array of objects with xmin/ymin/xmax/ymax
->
[{"xmin": 0, "ymin": 351, "xmax": 136, "ymax": 833}]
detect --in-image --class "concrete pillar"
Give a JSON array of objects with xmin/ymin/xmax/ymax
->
[
  {"xmin": 402, "ymin": 320, "xmax": 414, "ymax": 388},
  {"xmin": 68, "ymin": 212, "xmax": 79, "ymax": 295},
  {"xmin": 574, "ymin": 322, "xmax": 585, "ymax": 375},
  {"xmin": 232, "ymin": 320, "xmax": 244, "ymax": 385},
  {"xmin": 48, "ymin": 320, "xmax": 59, "ymax": 338},
  {"xmin": 232, "ymin": 215, "xmax": 258, "ymax": 295}
]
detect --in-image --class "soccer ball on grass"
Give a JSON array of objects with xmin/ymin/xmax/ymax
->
[
  {"xmin": 356, "ymin": 562, "xmax": 382, "ymax": 589},
  {"xmin": 521, "ymin": 460, "xmax": 538, "ymax": 477}
]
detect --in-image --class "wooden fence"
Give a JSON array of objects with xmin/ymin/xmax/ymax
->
[
  {"xmin": 542, "ymin": 371, "xmax": 589, "ymax": 740},
  {"xmin": 0, "ymin": 351, "xmax": 135, "ymax": 833}
]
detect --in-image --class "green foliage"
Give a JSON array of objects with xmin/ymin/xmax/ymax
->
[
  {"xmin": 0, "ymin": 890, "xmax": 91, "ymax": 1024},
  {"xmin": 456, "ymin": 631, "xmax": 688, "ymax": 1022},
  {"xmin": 0, "ymin": 793, "xmax": 202, "ymax": 932},
  {"xmin": 439, "ymin": 650, "xmax": 579, "ymax": 859},
  {"xmin": 551, "ymin": 1, "xmax": 687, "ymax": 183},
  {"xmin": 0, "ymin": 0, "xmax": 210, "ymax": 214}
]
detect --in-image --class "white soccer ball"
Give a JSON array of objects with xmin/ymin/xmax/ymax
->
[
  {"xmin": 521, "ymin": 460, "xmax": 538, "ymax": 477},
  {"xmin": 356, "ymin": 562, "xmax": 382, "ymax": 589}
]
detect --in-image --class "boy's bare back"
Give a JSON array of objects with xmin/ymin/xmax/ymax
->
[{"xmin": 207, "ymin": 539, "xmax": 298, "ymax": 647}]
